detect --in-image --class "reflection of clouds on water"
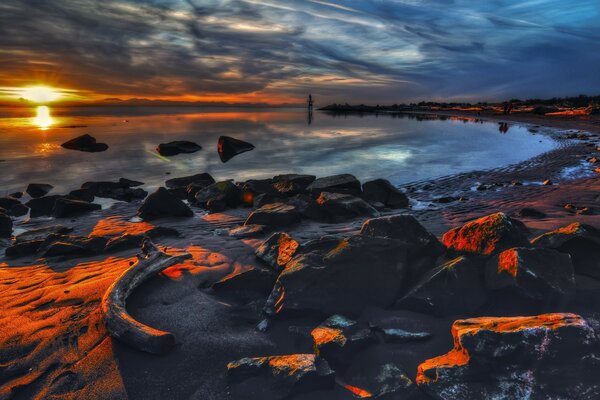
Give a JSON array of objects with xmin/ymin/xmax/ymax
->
[{"xmin": 0, "ymin": 109, "xmax": 557, "ymax": 193}]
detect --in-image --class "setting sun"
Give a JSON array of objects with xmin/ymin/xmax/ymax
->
[{"xmin": 20, "ymin": 86, "xmax": 61, "ymax": 103}]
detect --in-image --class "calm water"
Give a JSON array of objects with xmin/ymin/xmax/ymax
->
[{"xmin": 0, "ymin": 106, "xmax": 556, "ymax": 194}]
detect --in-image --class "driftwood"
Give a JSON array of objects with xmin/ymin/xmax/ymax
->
[{"xmin": 102, "ymin": 238, "xmax": 192, "ymax": 354}]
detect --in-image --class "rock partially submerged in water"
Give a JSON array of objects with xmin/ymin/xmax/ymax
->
[
  {"xmin": 156, "ymin": 140, "xmax": 202, "ymax": 156},
  {"xmin": 26, "ymin": 195, "xmax": 63, "ymax": 217},
  {"xmin": 362, "ymin": 178, "xmax": 409, "ymax": 209},
  {"xmin": 0, "ymin": 212, "xmax": 12, "ymax": 237},
  {"xmin": 194, "ymin": 181, "xmax": 241, "ymax": 212},
  {"xmin": 81, "ymin": 181, "xmax": 147, "ymax": 202},
  {"xmin": 61, "ymin": 134, "xmax": 108, "ymax": 152},
  {"xmin": 416, "ymin": 313, "xmax": 600, "ymax": 399},
  {"xmin": 138, "ymin": 187, "xmax": 193, "ymax": 220},
  {"xmin": 272, "ymin": 174, "xmax": 316, "ymax": 195},
  {"xmin": 245, "ymin": 203, "xmax": 302, "ymax": 228},
  {"xmin": 255, "ymin": 232, "xmax": 299, "ymax": 271},
  {"xmin": 307, "ymin": 174, "xmax": 362, "ymax": 196},
  {"xmin": 218, "ymin": 136, "xmax": 255, "ymax": 162},
  {"xmin": 26, "ymin": 183, "xmax": 54, "ymax": 198},
  {"xmin": 53, "ymin": 197, "xmax": 101, "ymax": 218},
  {"xmin": 227, "ymin": 354, "xmax": 334, "ymax": 400},
  {"xmin": 165, "ymin": 173, "xmax": 215, "ymax": 189},
  {"xmin": 306, "ymin": 192, "xmax": 379, "ymax": 223}
]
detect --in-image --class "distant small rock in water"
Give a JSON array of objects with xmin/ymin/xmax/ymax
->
[
  {"xmin": 217, "ymin": 136, "xmax": 255, "ymax": 162},
  {"xmin": 61, "ymin": 134, "xmax": 108, "ymax": 152},
  {"xmin": 156, "ymin": 141, "xmax": 202, "ymax": 156},
  {"xmin": 26, "ymin": 183, "xmax": 54, "ymax": 198}
]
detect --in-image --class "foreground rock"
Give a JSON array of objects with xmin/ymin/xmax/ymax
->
[
  {"xmin": 156, "ymin": 140, "xmax": 202, "ymax": 156},
  {"xmin": 245, "ymin": 203, "xmax": 302, "ymax": 228},
  {"xmin": 26, "ymin": 183, "xmax": 53, "ymax": 198},
  {"xmin": 255, "ymin": 232, "xmax": 299, "ymax": 271},
  {"xmin": 306, "ymin": 192, "xmax": 379, "ymax": 223},
  {"xmin": 194, "ymin": 181, "xmax": 241, "ymax": 211},
  {"xmin": 307, "ymin": 174, "xmax": 362, "ymax": 196},
  {"xmin": 0, "ymin": 212, "xmax": 12, "ymax": 237},
  {"xmin": 61, "ymin": 134, "xmax": 108, "ymax": 152},
  {"xmin": 417, "ymin": 313, "xmax": 600, "ymax": 399},
  {"xmin": 485, "ymin": 247, "xmax": 575, "ymax": 300},
  {"xmin": 227, "ymin": 354, "xmax": 334, "ymax": 400},
  {"xmin": 53, "ymin": 198, "xmax": 101, "ymax": 218},
  {"xmin": 532, "ymin": 223, "xmax": 600, "ymax": 279},
  {"xmin": 362, "ymin": 178, "xmax": 409, "ymax": 209},
  {"xmin": 218, "ymin": 136, "xmax": 255, "ymax": 162},
  {"xmin": 138, "ymin": 187, "xmax": 193, "ymax": 220},
  {"xmin": 26, "ymin": 195, "xmax": 63, "ymax": 217},
  {"xmin": 442, "ymin": 212, "xmax": 530, "ymax": 256},
  {"xmin": 165, "ymin": 173, "xmax": 215, "ymax": 189},
  {"xmin": 81, "ymin": 181, "xmax": 147, "ymax": 202}
]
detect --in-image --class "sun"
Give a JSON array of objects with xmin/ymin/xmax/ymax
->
[{"xmin": 20, "ymin": 86, "xmax": 61, "ymax": 103}]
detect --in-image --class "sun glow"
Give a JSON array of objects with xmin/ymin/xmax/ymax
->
[
  {"xmin": 33, "ymin": 106, "xmax": 54, "ymax": 130},
  {"xmin": 20, "ymin": 86, "xmax": 61, "ymax": 103}
]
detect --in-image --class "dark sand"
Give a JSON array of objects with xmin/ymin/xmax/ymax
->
[{"xmin": 0, "ymin": 112, "xmax": 599, "ymax": 400}]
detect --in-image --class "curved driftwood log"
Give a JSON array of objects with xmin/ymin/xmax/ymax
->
[{"xmin": 102, "ymin": 238, "xmax": 192, "ymax": 354}]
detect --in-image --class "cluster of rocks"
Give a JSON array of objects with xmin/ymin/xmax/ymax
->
[{"xmin": 221, "ymin": 212, "xmax": 600, "ymax": 399}]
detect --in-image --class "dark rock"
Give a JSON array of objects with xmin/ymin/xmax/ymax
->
[
  {"xmin": 15, "ymin": 225, "xmax": 72, "ymax": 243},
  {"xmin": 417, "ymin": 313, "xmax": 600, "ymax": 399},
  {"xmin": 307, "ymin": 174, "xmax": 362, "ymax": 196},
  {"xmin": 227, "ymin": 354, "xmax": 334, "ymax": 400},
  {"xmin": 245, "ymin": 203, "xmax": 302, "ymax": 228},
  {"xmin": 0, "ymin": 212, "xmax": 12, "ymax": 237},
  {"xmin": 515, "ymin": 207, "xmax": 546, "ymax": 219},
  {"xmin": 156, "ymin": 141, "xmax": 202, "ymax": 156},
  {"xmin": 376, "ymin": 328, "xmax": 431, "ymax": 344},
  {"xmin": 306, "ymin": 192, "xmax": 378, "ymax": 223},
  {"xmin": 264, "ymin": 235, "xmax": 407, "ymax": 317},
  {"xmin": 311, "ymin": 315, "xmax": 377, "ymax": 370},
  {"xmin": 26, "ymin": 195, "xmax": 63, "ymax": 217},
  {"xmin": 104, "ymin": 227, "xmax": 179, "ymax": 253},
  {"xmin": 341, "ymin": 363, "xmax": 416, "ymax": 399},
  {"xmin": 255, "ymin": 232, "xmax": 299, "ymax": 271},
  {"xmin": 362, "ymin": 179, "xmax": 409, "ymax": 208},
  {"xmin": 9, "ymin": 192, "xmax": 23, "ymax": 199},
  {"xmin": 432, "ymin": 196, "xmax": 461, "ymax": 204},
  {"xmin": 7, "ymin": 203, "xmax": 29, "ymax": 217},
  {"xmin": 26, "ymin": 183, "xmax": 54, "ymax": 198},
  {"xmin": 272, "ymin": 174, "xmax": 316, "ymax": 195},
  {"xmin": 218, "ymin": 136, "xmax": 255, "ymax": 162},
  {"xmin": 543, "ymin": 179, "xmax": 553, "ymax": 186},
  {"xmin": 53, "ymin": 198, "xmax": 101, "ymax": 218},
  {"xmin": 211, "ymin": 267, "xmax": 275, "ymax": 298},
  {"xmin": 396, "ymin": 256, "xmax": 487, "ymax": 316},
  {"xmin": 194, "ymin": 181, "xmax": 241, "ymax": 211},
  {"xmin": 81, "ymin": 181, "xmax": 147, "ymax": 202},
  {"xmin": 252, "ymin": 193, "xmax": 286, "ymax": 208},
  {"xmin": 532, "ymin": 105, "xmax": 559, "ymax": 114},
  {"xmin": 240, "ymin": 179, "xmax": 277, "ymax": 206},
  {"xmin": 61, "ymin": 134, "xmax": 108, "ymax": 152},
  {"xmin": 138, "ymin": 187, "xmax": 193, "ymax": 220},
  {"xmin": 485, "ymin": 247, "xmax": 575, "ymax": 300},
  {"xmin": 442, "ymin": 212, "xmax": 530, "ymax": 256},
  {"xmin": 67, "ymin": 188, "xmax": 95, "ymax": 202},
  {"xmin": 43, "ymin": 242, "xmax": 93, "ymax": 257},
  {"xmin": 5, "ymin": 239, "xmax": 45, "ymax": 258},
  {"xmin": 0, "ymin": 196, "xmax": 21, "ymax": 210},
  {"xmin": 165, "ymin": 173, "xmax": 215, "ymax": 189},
  {"xmin": 532, "ymin": 223, "xmax": 600, "ymax": 279},
  {"xmin": 119, "ymin": 178, "xmax": 144, "ymax": 187},
  {"xmin": 228, "ymin": 224, "xmax": 270, "ymax": 239}
]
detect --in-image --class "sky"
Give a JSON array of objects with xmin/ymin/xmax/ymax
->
[{"xmin": 1, "ymin": 0, "xmax": 599, "ymax": 105}]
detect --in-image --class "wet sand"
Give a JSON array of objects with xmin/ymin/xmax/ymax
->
[{"xmin": 0, "ymin": 113, "xmax": 599, "ymax": 399}]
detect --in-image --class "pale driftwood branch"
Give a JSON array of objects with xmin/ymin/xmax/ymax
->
[{"xmin": 102, "ymin": 238, "xmax": 192, "ymax": 354}]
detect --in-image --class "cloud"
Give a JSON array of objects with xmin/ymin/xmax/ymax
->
[{"xmin": 0, "ymin": 0, "xmax": 598, "ymax": 104}]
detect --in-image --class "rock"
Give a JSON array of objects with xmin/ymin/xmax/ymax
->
[
  {"xmin": 227, "ymin": 354, "xmax": 334, "ymax": 400},
  {"xmin": 9, "ymin": 192, "xmax": 23, "ymax": 199},
  {"xmin": 252, "ymin": 193, "xmax": 286, "ymax": 208},
  {"xmin": 119, "ymin": 178, "xmax": 144, "ymax": 187},
  {"xmin": 375, "ymin": 328, "xmax": 431, "ymax": 344},
  {"xmin": 0, "ymin": 196, "xmax": 21, "ymax": 210},
  {"xmin": 532, "ymin": 223, "xmax": 600, "ymax": 279},
  {"xmin": 311, "ymin": 315, "xmax": 377, "ymax": 370},
  {"xmin": 156, "ymin": 141, "xmax": 202, "ymax": 156},
  {"xmin": 228, "ymin": 224, "xmax": 270, "ymax": 239},
  {"xmin": 138, "ymin": 187, "xmax": 193, "ymax": 220},
  {"xmin": 255, "ymin": 232, "xmax": 299, "ymax": 271},
  {"xmin": 515, "ymin": 207, "xmax": 546, "ymax": 219},
  {"xmin": 272, "ymin": 174, "xmax": 316, "ymax": 195},
  {"xmin": 416, "ymin": 313, "xmax": 600, "ymax": 400},
  {"xmin": 26, "ymin": 195, "xmax": 63, "ymax": 217},
  {"xmin": 442, "ymin": 212, "xmax": 530, "ymax": 256},
  {"xmin": 81, "ymin": 181, "xmax": 147, "ymax": 202},
  {"xmin": 245, "ymin": 203, "xmax": 302, "ymax": 228},
  {"xmin": 306, "ymin": 192, "xmax": 378, "ymax": 223},
  {"xmin": 307, "ymin": 174, "xmax": 362, "ymax": 197},
  {"xmin": 396, "ymin": 256, "xmax": 487, "ymax": 316},
  {"xmin": 53, "ymin": 198, "xmax": 101, "ymax": 218},
  {"xmin": 104, "ymin": 227, "xmax": 179, "ymax": 253},
  {"xmin": 26, "ymin": 183, "xmax": 53, "ymax": 198},
  {"xmin": 543, "ymin": 179, "xmax": 553, "ymax": 186},
  {"xmin": 5, "ymin": 239, "xmax": 45, "ymax": 258},
  {"xmin": 264, "ymin": 235, "xmax": 407, "ymax": 317},
  {"xmin": 211, "ymin": 267, "xmax": 275, "ymax": 299},
  {"xmin": 68, "ymin": 188, "xmax": 95, "ymax": 202},
  {"xmin": 485, "ymin": 247, "xmax": 575, "ymax": 300},
  {"xmin": 432, "ymin": 196, "xmax": 461, "ymax": 204},
  {"xmin": 341, "ymin": 363, "xmax": 416, "ymax": 399},
  {"xmin": 61, "ymin": 134, "xmax": 108, "ymax": 152},
  {"xmin": 0, "ymin": 212, "xmax": 12, "ymax": 237},
  {"xmin": 15, "ymin": 225, "xmax": 73, "ymax": 243},
  {"xmin": 6, "ymin": 203, "xmax": 29, "ymax": 217},
  {"xmin": 240, "ymin": 179, "xmax": 277, "ymax": 206},
  {"xmin": 165, "ymin": 173, "xmax": 215, "ymax": 189},
  {"xmin": 362, "ymin": 179, "xmax": 409, "ymax": 208},
  {"xmin": 217, "ymin": 136, "xmax": 255, "ymax": 162},
  {"xmin": 43, "ymin": 242, "xmax": 94, "ymax": 257},
  {"xmin": 194, "ymin": 181, "xmax": 241, "ymax": 211}
]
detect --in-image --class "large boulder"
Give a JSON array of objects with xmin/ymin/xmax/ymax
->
[
  {"xmin": 138, "ymin": 187, "xmax": 193, "ymax": 220},
  {"xmin": 311, "ymin": 315, "xmax": 377, "ymax": 370},
  {"xmin": 245, "ymin": 203, "xmax": 302, "ymax": 228},
  {"xmin": 416, "ymin": 313, "xmax": 600, "ymax": 399},
  {"xmin": 0, "ymin": 212, "xmax": 12, "ymax": 237},
  {"xmin": 532, "ymin": 223, "xmax": 600, "ymax": 279},
  {"xmin": 396, "ymin": 256, "xmax": 487, "ymax": 316},
  {"xmin": 362, "ymin": 179, "xmax": 409, "ymax": 209},
  {"xmin": 307, "ymin": 174, "xmax": 362, "ymax": 197},
  {"xmin": 194, "ymin": 181, "xmax": 241, "ymax": 212},
  {"xmin": 227, "ymin": 354, "xmax": 334, "ymax": 400},
  {"xmin": 26, "ymin": 195, "xmax": 63, "ymax": 217},
  {"xmin": 53, "ymin": 198, "xmax": 101, "ymax": 218},
  {"xmin": 272, "ymin": 174, "xmax": 316, "ymax": 195},
  {"xmin": 442, "ymin": 212, "xmax": 530, "ymax": 256},
  {"xmin": 156, "ymin": 140, "xmax": 201, "ymax": 156},
  {"xmin": 264, "ymin": 235, "xmax": 407, "ymax": 317},
  {"xmin": 26, "ymin": 183, "xmax": 53, "ymax": 198},
  {"xmin": 255, "ymin": 232, "xmax": 299, "ymax": 271},
  {"xmin": 485, "ymin": 247, "xmax": 575, "ymax": 300},
  {"xmin": 218, "ymin": 136, "xmax": 255, "ymax": 162},
  {"xmin": 61, "ymin": 134, "xmax": 108, "ymax": 152},
  {"xmin": 306, "ymin": 192, "xmax": 378, "ymax": 223}
]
